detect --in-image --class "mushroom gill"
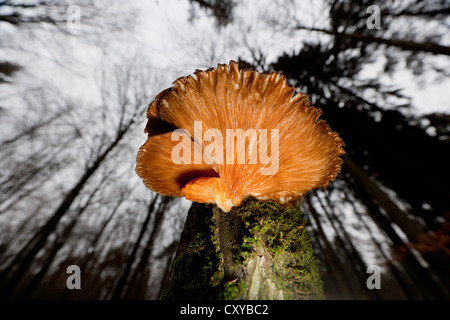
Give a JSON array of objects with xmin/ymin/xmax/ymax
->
[{"xmin": 135, "ymin": 61, "xmax": 345, "ymax": 212}]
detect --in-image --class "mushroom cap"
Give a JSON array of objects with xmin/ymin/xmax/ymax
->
[{"xmin": 136, "ymin": 61, "xmax": 345, "ymax": 212}]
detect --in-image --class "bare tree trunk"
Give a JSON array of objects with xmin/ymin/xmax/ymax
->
[
  {"xmin": 295, "ymin": 26, "xmax": 450, "ymax": 56},
  {"xmin": 160, "ymin": 197, "xmax": 325, "ymax": 300},
  {"xmin": 111, "ymin": 194, "xmax": 160, "ymax": 300},
  {"xmin": 123, "ymin": 196, "xmax": 173, "ymax": 299}
]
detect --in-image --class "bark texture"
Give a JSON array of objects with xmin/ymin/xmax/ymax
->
[{"xmin": 160, "ymin": 197, "xmax": 325, "ymax": 300}]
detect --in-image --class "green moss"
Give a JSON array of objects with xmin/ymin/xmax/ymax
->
[
  {"xmin": 225, "ymin": 197, "xmax": 325, "ymax": 300},
  {"xmin": 161, "ymin": 198, "xmax": 324, "ymax": 300},
  {"xmin": 220, "ymin": 280, "xmax": 247, "ymax": 300}
]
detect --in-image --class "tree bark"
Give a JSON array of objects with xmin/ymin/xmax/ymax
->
[{"xmin": 160, "ymin": 197, "xmax": 325, "ymax": 300}]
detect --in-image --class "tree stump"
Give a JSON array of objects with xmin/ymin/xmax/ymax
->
[{"xmin": 160, "ymin": 197, "xmax": 325, "ymax": 300}]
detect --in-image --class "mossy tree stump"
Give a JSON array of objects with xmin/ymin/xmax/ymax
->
[{"xmin": 160, "ymin": 197, "xmax": 325, "ymax": 300}]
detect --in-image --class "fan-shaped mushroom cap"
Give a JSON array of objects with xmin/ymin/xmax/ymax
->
[{"xmin": 136, "ymin": 61, "xmax": 345, "ymax": 212}]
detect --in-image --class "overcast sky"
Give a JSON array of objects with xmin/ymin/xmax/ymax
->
[{"xmin": 134, "ymin": 0, "xmax": 450, "ymax": 116}]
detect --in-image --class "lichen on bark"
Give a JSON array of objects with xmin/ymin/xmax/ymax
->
[{"xmin": 160, "ymin": 197, "xmax": 325, "ymax": 300}]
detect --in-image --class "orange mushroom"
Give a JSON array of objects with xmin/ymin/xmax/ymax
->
[{"xmin": 136, "ymin": 61, "xmax": 345, "ymax": 212}]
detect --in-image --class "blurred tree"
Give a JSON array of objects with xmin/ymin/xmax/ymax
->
[
  {"xmin": 264, "ymin": 0, "xmax": 450, "ymax": 299},
  {"xmin": 0, "ymin": 0, "xmax": 132, "ymax": 31},
  {"xmin": 188, "ymin": 0, "xmax": 236, "ymax": 26},
  {"xmin": 0, "ymin": 55, "xmax": 166, "ymax": 299},
  {"xmin": 0, "ymin": 0, "xmax": 187, "ymax": 300},
  {"xmin": 0, "ymin": 0, "xmax": 70, "ymax": 25},
  {"xmin": 0, "ymin": 61, "xmax": 21, "ymax": 83}
]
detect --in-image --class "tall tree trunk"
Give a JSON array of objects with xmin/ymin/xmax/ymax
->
[
  {"xmin": 123, "ymin": 196, "xmax": 173, "ymax": 299},
  {"xmin": 111, "ymin": 194, "xmax": 160, "ymax": 300},
  {"xmin": 160, "ymin": 197, "xmax": 325, "ymax": 300}
]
